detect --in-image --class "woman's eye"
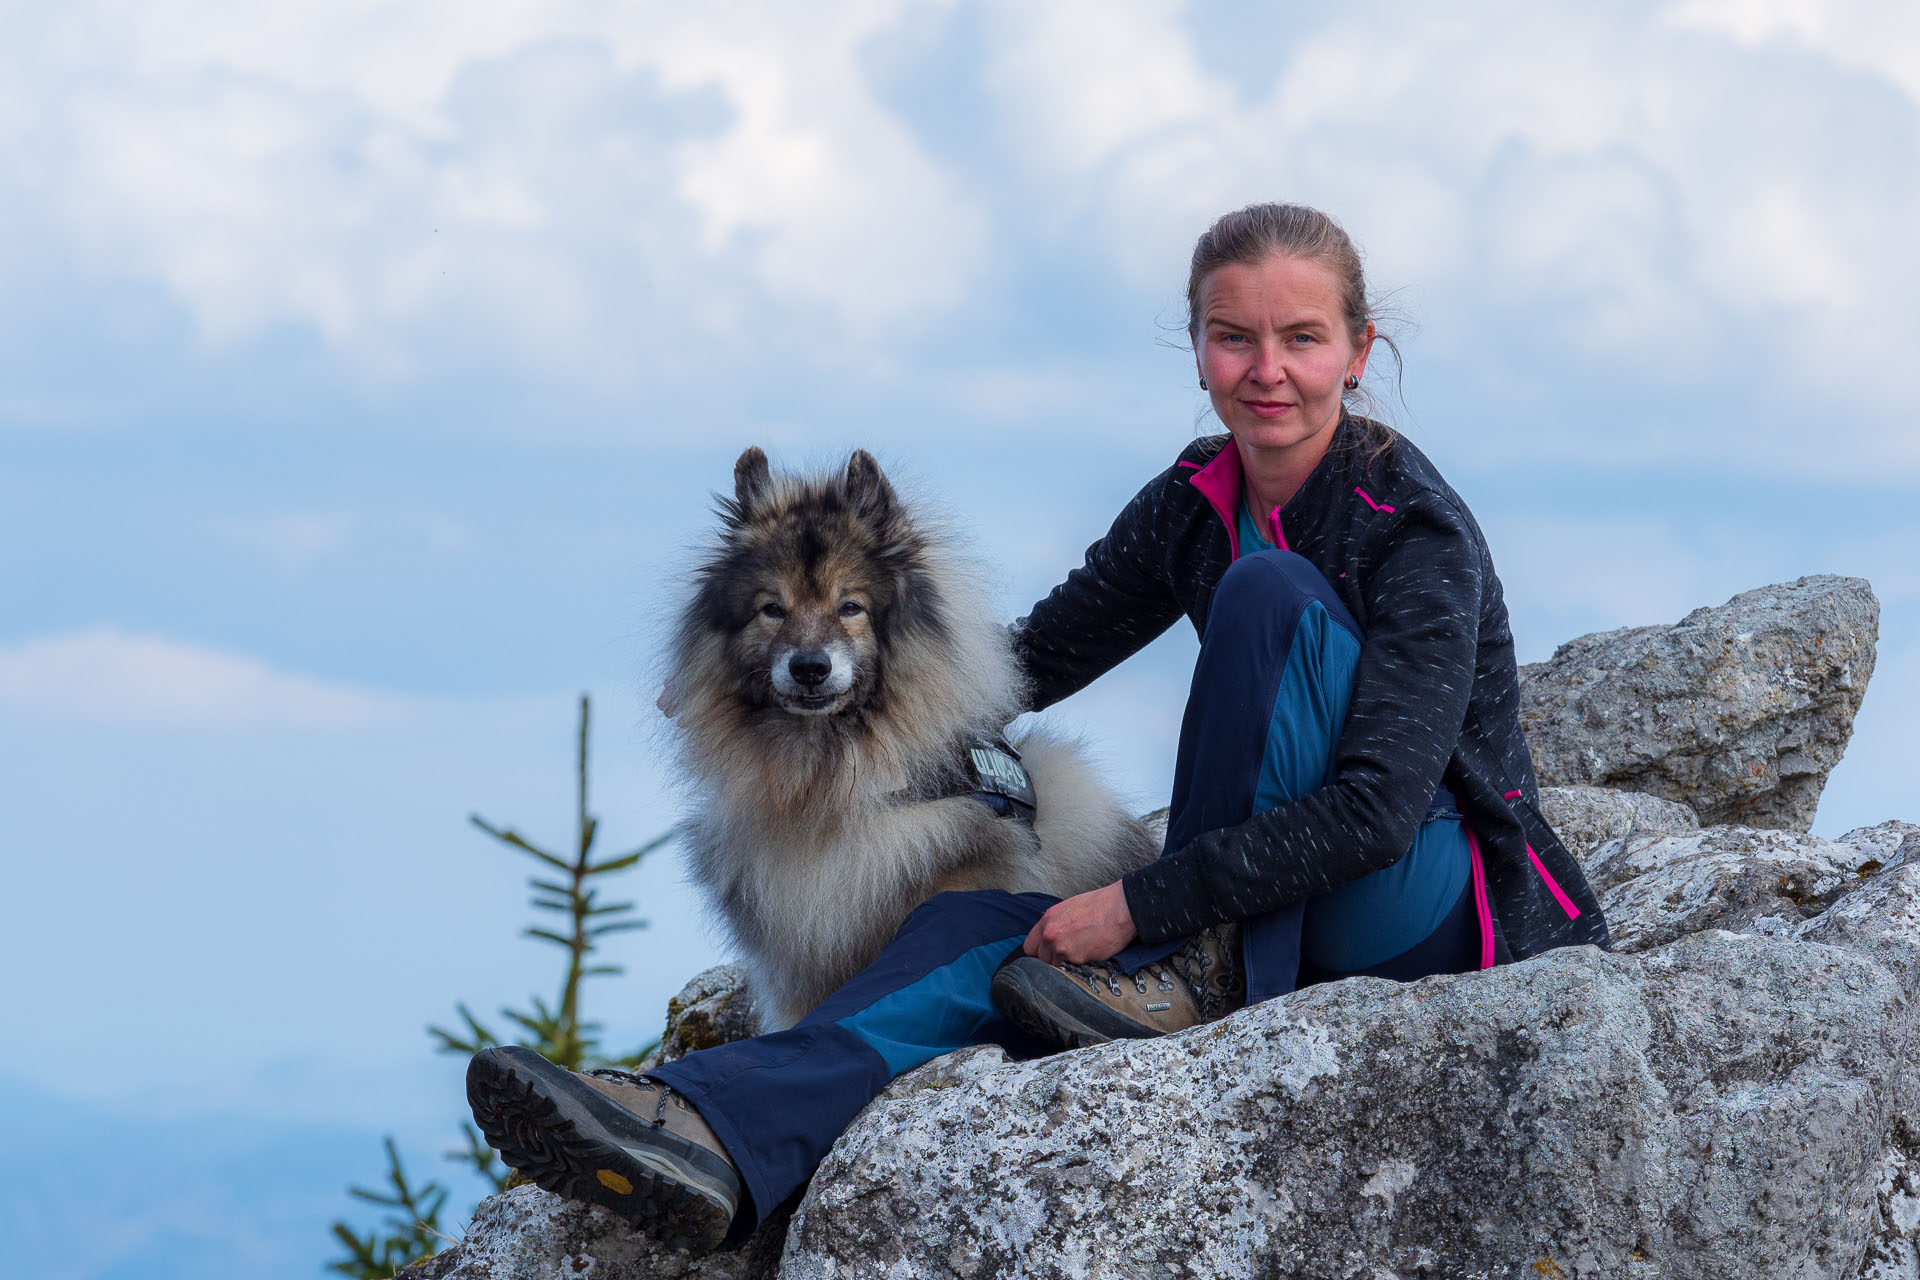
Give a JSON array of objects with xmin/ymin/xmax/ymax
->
[
  {"xmin": 760, "ymin": 602, "xmax": 786, "ymax": 620},
  {"xmin": 838, "ymin": 600, "xmax": 865, "ymax": 618}
]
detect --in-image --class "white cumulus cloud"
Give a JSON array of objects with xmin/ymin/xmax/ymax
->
[
  {"xmin": 8, "ymin": 0, "xmax": 988, "ymax": 376},
  {"xmin": 0, "ymin": 629, "xmax": 404, "ymax": 729}
]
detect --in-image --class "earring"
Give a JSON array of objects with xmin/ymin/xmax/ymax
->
[
  {"xmin": 1198, "ymin": 376, "xmax": 1209, "ymax": 390},
  {"xmin": 1344, "ymin": 374, "xmax": 1359, "ymax": 390}
]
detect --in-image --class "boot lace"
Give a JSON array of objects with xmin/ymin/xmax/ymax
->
[
  {"xmin": 587, "ymin": 1066, "xmax": 674, "ymax": 1125},
  {"xmin": 1173, "ymin": 925, "xmax": 1246, "ymax": 1022},
  {"xmin": 1059, "ymin": 958, "xmax": 1178, "ymax": 999}
]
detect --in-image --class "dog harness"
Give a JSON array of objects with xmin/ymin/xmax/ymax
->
[{"xmin": 962, "ymin": 737, "xmax": 1037, "ymax": 825}]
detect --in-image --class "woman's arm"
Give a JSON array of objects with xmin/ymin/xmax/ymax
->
[
  {"xmin": 1119, "ymin": 493, "xmax": 1486, "ymax": 944},
  {"xmin": 1012, "ymin": 467, "xmax": 1189, "ymax": 712}
]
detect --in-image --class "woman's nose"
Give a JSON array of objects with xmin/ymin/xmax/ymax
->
[{"xmin": 1252, "ymin": 338, "xmax": 1287, "ymax": 384}]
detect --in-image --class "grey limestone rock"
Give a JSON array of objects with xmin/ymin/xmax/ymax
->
[
  {"xmin": 1539, "ymin": 784, "xmax": 1699, "ymax": 865},
  {"xmin": 427, "ymin": 830, "xmax": 1920, "ymax": 1280},
  {"xmin": 1591, "ymin": 825, "xmax": 1873, "ymax": 952},
  {"xmin": 780, "ymin": 927, "xmax": 1918, "ymax": 1278},
  {"xmin": 399, "ymin": 1179, "xmax": 788, "ymax": 1280},
  {"xmin": 1837, "ymin": 821, "xmax": 1920, "ymax": 879},
  {"xmin": 425, "ymin": 574, "xmax": 1913, "ymax": 1278},
  {"xmin": 1518, "ymin": 575, "xmax": 1878, "ymax": 831},
  {"xmin": 657, "ymin": 965, "xmax": 760, "ymax": 1066}
]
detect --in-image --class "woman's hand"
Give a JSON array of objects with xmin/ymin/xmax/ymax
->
[{"xmin": 1024, "ymin": 881, "xmax": 1137, "ymax": 966}]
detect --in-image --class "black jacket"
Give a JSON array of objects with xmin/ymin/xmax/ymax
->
[{"xmin": 1012, "ymin": 419, "xmax": 1609, "ymax": 962}]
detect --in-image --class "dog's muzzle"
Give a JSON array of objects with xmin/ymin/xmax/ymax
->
[{"xmin": 770, "ymin": 642, "xmax": 856, "ymax": 713}]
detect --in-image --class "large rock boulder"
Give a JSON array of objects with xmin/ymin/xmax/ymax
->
[
  {"xmin": 1517, "ymin": 576, "xmax": 1877, "ymax": 830},
  {"xmin": 420, "ymin": 577, "xmax": 1909, "ymax": 1278},
  {"xmin": 427, "ymin": 824, "xmax": 1920, "ymax": 1279}
]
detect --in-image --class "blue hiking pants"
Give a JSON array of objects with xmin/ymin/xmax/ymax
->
[{"xmin": 649, "ymin": 549, "xmax": 1480, "ymax": 1238}]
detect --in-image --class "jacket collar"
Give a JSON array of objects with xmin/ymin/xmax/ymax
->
[{"xmin": 1182, "ymin": 417, "xmax": 1357, "ymax": 557}]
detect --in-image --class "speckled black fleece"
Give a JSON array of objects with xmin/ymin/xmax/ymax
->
[{"xmin": 1012, "ymin": 417, "xmax": 1610, "ymax": 963}]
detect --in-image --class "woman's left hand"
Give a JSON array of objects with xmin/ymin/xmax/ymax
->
[{"xmin": 1024, "ymin": 881, "xmax": 1137, "ymax": 966}]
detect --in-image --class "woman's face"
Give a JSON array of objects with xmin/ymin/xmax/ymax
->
[{"xmin": 1193, "ymin": 253, "xmax": 1373, "ymax": 460}]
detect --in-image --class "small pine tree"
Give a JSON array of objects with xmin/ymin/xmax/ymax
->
[{"xmin": 328, "ymin": 695, "xmax": 672, "ymax": 1278}]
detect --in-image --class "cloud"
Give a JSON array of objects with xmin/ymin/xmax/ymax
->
[
  {"xmin": 3, "ymin": 1, "xmax": 1917, "ymax": 469},
  {"xmin": 973, "ymin": 0, "xmax": 1920, "ymax": 447},
  {"xmin": 0, "ymin": 629, "xmax": 404, "ymax": 728},
  {"xmin": 7, "ymin": 0, "xmax": 988, "ymax": 378}
]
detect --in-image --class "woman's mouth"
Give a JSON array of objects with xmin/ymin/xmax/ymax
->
[{"xmin": 1243, "ymin": 400, "xmax": 1294, "ymax": 418}]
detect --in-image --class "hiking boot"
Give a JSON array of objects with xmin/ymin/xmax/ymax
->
[
  {"xmin": 989, "ymin": 923, "xmax": 1246, "ymax": 1051},
  {"xmin": 466, "ymin": 1046, "xmax": 740, "ymax": 1253}
]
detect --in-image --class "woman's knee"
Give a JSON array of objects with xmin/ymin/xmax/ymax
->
[{"xmin": 1210, "ymin": 550, "xmax": 1354, "ymax": 641}]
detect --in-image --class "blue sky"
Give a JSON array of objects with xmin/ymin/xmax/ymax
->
[{"xmin": 3, "ymin": 2, "xmax": 1918, "ymax": 1275}]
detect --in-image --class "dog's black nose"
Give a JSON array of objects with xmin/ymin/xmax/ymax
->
[{"xmin": 788, "ymin": 651, "xmax": 832, "ymax": 688}]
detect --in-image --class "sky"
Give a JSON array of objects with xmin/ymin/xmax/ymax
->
[{"xmin": 3, "ymin": 1, "xmax": 1918, "ymax": 1275}]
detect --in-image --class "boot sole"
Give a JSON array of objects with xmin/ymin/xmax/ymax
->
[
  {"xmin": 989, "ymin": 957, "xmax": 1167, "ymax": 1051},
  {"xmin": 466, "ymin": 1047, "xmax": 736, "ymax": 1253}
]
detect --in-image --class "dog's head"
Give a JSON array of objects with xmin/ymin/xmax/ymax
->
[{"xmin": 687, "ymin": 447, "xmax": 948, "ymax": 720}]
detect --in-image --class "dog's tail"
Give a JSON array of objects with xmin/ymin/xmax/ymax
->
[{"xmin": 1009, "ymin": 725, "xmax": 1162, "ymax": 893}]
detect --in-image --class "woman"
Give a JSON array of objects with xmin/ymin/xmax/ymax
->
[{"xmin": 466, "ymin": 203, "xmax": 1609, "ymax": 1254}]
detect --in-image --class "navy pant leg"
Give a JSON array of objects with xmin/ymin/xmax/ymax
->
[
  {"xmin": 647, "ymin": 890, "xmax": 1053, "ymax": 1239},
  {"xmin": 1115, "ymin": 548, "xmax": 1474, "ymax": 1002},
  {"xmin": 1117, "ymin": 549, "xmax": 1364, "ymax": 1002}
]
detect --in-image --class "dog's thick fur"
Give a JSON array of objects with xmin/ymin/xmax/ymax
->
[{"xmin": 665, "ymin": 448, "xmax": 1160, "ymax": 1031}]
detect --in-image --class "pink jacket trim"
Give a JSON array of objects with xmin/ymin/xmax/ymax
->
[
  {"xmin": 1465, "ymin": 826, "xmax": 1497, "ymax": 969},
  {"xmin": 1354, "ymin": 486, "xmax": 1395, "ymax": 513},
  {"xmin": 1527, "ymin": 845, "xmax": 1582, "ymax": 920},
  {"xmin": 1185, "ymin": 443, "xmax": 1290, "ymax": 553},
  {"xmin": 1502, "ymin": 789, "xmax": 1581, "ymax": 919}
]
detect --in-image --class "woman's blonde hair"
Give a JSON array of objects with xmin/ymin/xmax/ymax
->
[{"xmin": 1185, "ymin": 203, "xmax": 1401, "ymax": 459}]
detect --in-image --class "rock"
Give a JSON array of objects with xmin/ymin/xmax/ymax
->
[
  {"xmin": 1836, "ymin": 821, "xmax": 1920, "ymax": 879},
  {"xmin": 398, "ymin": 1181, "xmax": 790, "ymax": 1280},
  {"xmin": 657, "ymin": 965, "xmax": 760, "ymax": 1065},
  {"xmin": 1518, "ymin": 576, "xmax": 1878, "ymax": 830},
  {"xmin": 433, "ymin": 825, "xmax": 1920, "ymax": 1280},
  {"xmin": 1859, "ymin": 1113, "xmax": 1920, "ymax": 1280},
  {"xmin": 1539, "ymin": 784, "xmax": 1699, "ymax": 865},
  {"xmin": 781, "ymin": 926, "xmax": 1918, "ymax": 1278},
  {"xmin": 1590, "ymin": 825, "xmax": 1869, "ymax": 952},
  {"xmin": 428, "ymin": 570, "xmax": 1912, "ymax": 1277}
]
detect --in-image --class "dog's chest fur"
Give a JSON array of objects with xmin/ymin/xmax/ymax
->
[{"xmin": 686, "ymin": 786, "xmax": 1032, "ymax": 1027}]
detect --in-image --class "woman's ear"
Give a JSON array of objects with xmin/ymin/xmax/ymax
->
[{"xmin": 1349, "ymin": 320, "xmax": 1378, "ymax": 383}]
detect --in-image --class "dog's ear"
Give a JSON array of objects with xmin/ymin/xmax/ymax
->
[
  {"xmin": 844, "ymin": 450, "xmax": 896, "ymax": 521},
  {"xmin": 730, "ymin": 447, "xmax": 772, "ymax": 522}
]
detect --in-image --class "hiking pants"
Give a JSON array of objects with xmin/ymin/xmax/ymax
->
[{"xmin": 649, "ymin": 548, "xmax": 1480, "ymax": 1238}]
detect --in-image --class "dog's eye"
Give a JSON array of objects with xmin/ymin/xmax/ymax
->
[
  {"xmin": 838, "ymin": 600, "xmax": 865, "ymax": 618},
  {"xmin": 759, "ymin": 603, "xmax": 786, "ymax": 621}
]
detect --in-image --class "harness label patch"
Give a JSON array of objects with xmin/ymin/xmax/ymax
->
[{"xmin": 969, "ymin": 745, "xmax": 1037, "ymax": 810}]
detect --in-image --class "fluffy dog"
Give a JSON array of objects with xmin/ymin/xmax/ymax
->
[{"xmin": 665, "ymin": 447, "xmax": 1160, "ymax": 1030}]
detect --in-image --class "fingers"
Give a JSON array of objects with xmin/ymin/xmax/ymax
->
[{"xmin": 1027, "ymin": 907, "xmax": 1070, "ymax": 965}]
